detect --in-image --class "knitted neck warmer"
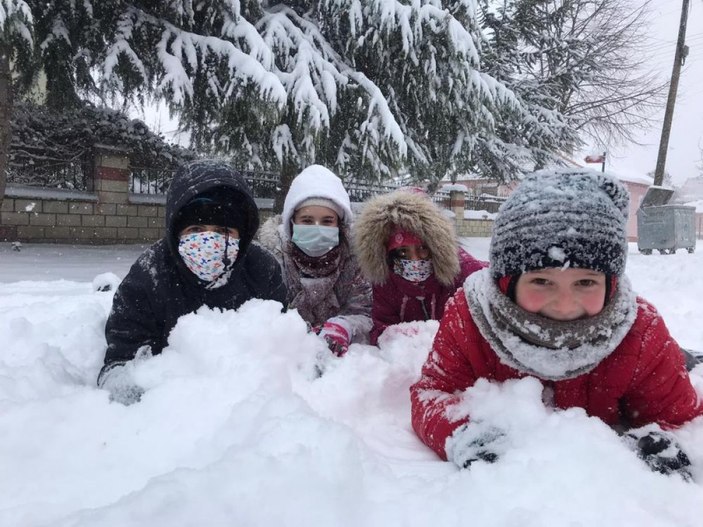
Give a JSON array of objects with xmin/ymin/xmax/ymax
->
[
  {"xmin": 290, "ymin": 243, "xmax": 342, "ymax": 278},
  {"xmin": 465, "ymin": 270, "xmax": 638, "ymax": 381},
  {"xmin": 284, "ymin": 242, "xmax": 345, "ymax": 326}
]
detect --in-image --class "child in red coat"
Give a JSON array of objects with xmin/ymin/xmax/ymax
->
[{"xmin": 410, "ymin": 169, "xmax": 702, "ymax": 479}]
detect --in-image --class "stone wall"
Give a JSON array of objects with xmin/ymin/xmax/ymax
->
[
  {"xmin": 0, "ymin": 190, "xmax": 165, "ymax": 243},
  {"xmin": 449, "ymin": 190, "xmax": 494, "ymax": 238},
  {"xmin": 1, "ymin": 146, "xmax": 166, "ymax": 244},
  {"xmin": 1, "ymin": 162, "xmax": 490, "ymax": 244},
  {"xmin": 1, "ymin": 146, "xmax": 276, "ymax": 245}
]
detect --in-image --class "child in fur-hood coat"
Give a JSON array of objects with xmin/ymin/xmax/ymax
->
[
  {"xmin": 258, "ymin": 165, "xmax": 372, "ymax": 356},
  {"xmin": 353, "ymin": 189, "xmax": 486, "ymax": 345},
  {"xmin": 410, "ymin": 169, "xmax": 703, "ymax": 479}
]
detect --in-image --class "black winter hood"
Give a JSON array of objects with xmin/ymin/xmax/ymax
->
[{"xmin": 165, "ymin": 160, "xmax": 260, "ymax": 260}]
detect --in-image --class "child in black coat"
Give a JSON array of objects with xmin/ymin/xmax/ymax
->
[{"xmin": 98, "ymin": 160, "xmax": 286, "ymax": 404}]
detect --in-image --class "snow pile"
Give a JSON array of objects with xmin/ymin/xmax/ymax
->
[{"xmin": 1, "ymin": 241, "xmax": 703, "ymax": 526}]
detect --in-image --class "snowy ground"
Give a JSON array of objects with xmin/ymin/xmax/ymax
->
[{"xmin": 1, "ymin": 239, "xmax": 702, "ymax": 527}]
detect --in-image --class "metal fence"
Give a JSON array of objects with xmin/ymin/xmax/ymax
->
[
  {"xmin": 8, "ymin": 161, "xmax": 414, "ymax": 204},
  {"xmin": 431, "ymin": 191, "xmax": 507, "ymax": 213},
  {"xmin": 466, "ymin": 195, "xmax": 507, "ymax": 213},
  {"xmin": 129, "ymin": 168, "xmax": 282, "ymax": 199},
  {"xmin": 344, "ymin": 182, "xmax": 400, "ymax": 202},
  {"xmin": 130, "ymin": 167, "xmax": 175, "ymax": 194},
  {"xmin": 7, "ymin": 159, "xmax": 93, "ymax": 191},
  {"xmin": 241, "ymin": 171, "xmax": 280, "ymax": 200}
]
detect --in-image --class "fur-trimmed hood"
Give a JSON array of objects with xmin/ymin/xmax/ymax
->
[
  {"xmin": 258, "ymin": 214, "xmax": 286, "ymax": 263},
  {"xmin": 353, "ymin": 191, "xmax": 460, "ymax": 286}
]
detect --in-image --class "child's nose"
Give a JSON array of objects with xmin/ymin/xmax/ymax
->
[
  {"xmin": 551, "ymin": 293, "xmax": 581, "ymax": 320},
  {"xmin": 406, "ymin": 247, "xmax": 423, "ymax": 260}
]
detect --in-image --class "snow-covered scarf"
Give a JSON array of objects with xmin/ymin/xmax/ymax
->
[
  {"xmin": 283, "ymin": 242, "xmax": 344, "ymax": 326},
  {"xmin": 464, "ymin": 270, "xmax": 638, "ymax": 381}
]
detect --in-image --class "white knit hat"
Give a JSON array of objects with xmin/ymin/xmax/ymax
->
[
  {"xmin": 295, "ymin": 197, "xmax": 345, "ymax": 220},
  {"xmin": 490, "ymin": 169, "xmax": 630, "ymax": 279},
  {"xmin": 282, "ymin": 165, "xmax": 353, "ymax": 229}
]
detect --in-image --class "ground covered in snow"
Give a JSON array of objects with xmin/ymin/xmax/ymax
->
[{"xmin": 1, "ymin": 239, "xmax": 702, "ymax": 527}]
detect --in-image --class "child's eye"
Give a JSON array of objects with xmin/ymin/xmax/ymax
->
[
  {"xmin": 531, "ymin": 278, "xmax": 550, "ymax": 286},
  {"xmin": 576, "ymin": 279, "xmax": 597, "ymax": 287}
]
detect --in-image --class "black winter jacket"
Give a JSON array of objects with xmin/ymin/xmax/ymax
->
[{"xmin": 99, "ymin": 161, "xmax": 286, "ymax": 382}]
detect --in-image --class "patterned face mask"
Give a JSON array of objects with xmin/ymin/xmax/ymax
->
[
  {"xmin": 178, "ymin": 231, "xmax": 240, "ymax": 289},
  {"xmin": 393, "ymin": 258, "xmax": 433, "ymax": 283}
]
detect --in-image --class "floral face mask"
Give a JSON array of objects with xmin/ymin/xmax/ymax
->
[
  {"xmin": 393, "ymin": 258, "xmax": 433, "ymax": 283},
  {"xmin": 178, "ymin": 231, "xmax": 240, "ymax": 289}
]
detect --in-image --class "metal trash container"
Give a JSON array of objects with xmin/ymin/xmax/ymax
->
[{"xmin": 637, "ymin": 187, "xmax": 696, "ymax": 255}]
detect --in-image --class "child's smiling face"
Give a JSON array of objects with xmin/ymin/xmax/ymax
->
[{"xmin": 515, "ymin": 268, "xmax": 608, "ymax": 321}]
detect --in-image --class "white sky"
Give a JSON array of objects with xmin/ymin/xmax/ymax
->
[{"xmin": 590, "ymin": 0, "xmax": 703, "ymax": 186}]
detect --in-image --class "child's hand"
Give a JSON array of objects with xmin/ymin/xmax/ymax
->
[
  {"xmin": 318, "ymin": 317, "xmax": 352, "ymax": 357},
  {"xmin": 99, "ymin": 364, "xmax": 144, "ymax": 406},
  {"xmin": 446, "ymin": 421, "xmax": 508, "ymax": 469},
  {"xmin": 624, "ymin": 427, "xmax": 692, "ymax": 480},
  {"xmin": 380, "ymin": 324, "xmax": 420, "ymax": 340}
]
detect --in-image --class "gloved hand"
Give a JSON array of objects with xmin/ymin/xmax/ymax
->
[
  {"xmin": 317, "ymin": 317, "xmax": 352, "ymax": 357},
  {"xmin": 624, "ymin": 427, "xmax": 692, "ymax": 480},
  {"xmin": 97, "ymin": 363, "xmax": 144, "ymax": 406},
  {"xmin": 380, "ymin": 324, "xmax": 420, "ymax": 342},
  {"xmin": 446, "ymin": 421, "xmax": 508, "ymax": 469}
]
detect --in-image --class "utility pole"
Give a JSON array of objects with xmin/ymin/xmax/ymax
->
[{"xmin": 653, "ymin": 0, "xmax": 690, "ymax": 187}]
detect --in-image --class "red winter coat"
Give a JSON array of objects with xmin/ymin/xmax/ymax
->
[
  {"xmin": 410, "ymin": 287, "xmax": 703, "ymax": 461},
  {"xmin": 369, "ymin": 249, "xmax": 486, "ymax": 344}
]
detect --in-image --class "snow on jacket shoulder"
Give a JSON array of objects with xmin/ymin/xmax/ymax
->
[{"xmin": 410, "ymin": 286, "xmax": 703, "ymax": 461}]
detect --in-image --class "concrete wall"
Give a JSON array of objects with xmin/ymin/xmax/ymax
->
[
  {"xmin": 1, "ymin": 146, "xmax": 276, "ymax": 244},
  {"xmin": 449, "ymin": 190, "xmax": 494, "ymax": 238},
  {"xmin": 1, "ymin": 146, "xmax": 166, "ymax": 244},
  {"xmin": 0, "ymin": 190, "xmax": 165, "ymax": 243}
]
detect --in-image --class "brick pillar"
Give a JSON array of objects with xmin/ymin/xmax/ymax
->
[
  {"xmin": 93, "ymin": 144, "xmax": 130, "ymax": 205},
  {"xmin": 449, "ymin": 189, "xmax": 465, "ymax": 223}
]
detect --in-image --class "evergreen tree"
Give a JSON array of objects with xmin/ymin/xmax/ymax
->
[
  {"xmin": 0, "ymin": 0, "xmax": 32, "ymax": 208},
  {"xmin": 4, "ymin": 1, "xmax": 577, "ymax": 209}
]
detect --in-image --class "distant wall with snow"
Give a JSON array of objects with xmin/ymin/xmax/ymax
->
[{"xmin": 0, "ymin": 146, "xmax": 277, "ymax": 244}]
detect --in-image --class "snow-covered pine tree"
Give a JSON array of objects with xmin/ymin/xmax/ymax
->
[
  {"xmin": 78, "ymin": 1, "xmax": 545, "ymax": 195},
  {"xmin": 478, "ymin": 0, "xmax": 579, "ymax": 174},
  {"xmin": 317, "ymin": 0, "xmax": 541, "ymax": 185},
  {"xmin": 7, "ymin": 1, "xmax": 575, "ymax": 209},
  {"xmin": 0, "ymin": 0, "xmax": 32, "ymax": 208}
]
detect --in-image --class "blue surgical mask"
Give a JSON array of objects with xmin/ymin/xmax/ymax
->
[{"xmin": 291, "ymin": 224, "xmax": 340, "ymax": 257}]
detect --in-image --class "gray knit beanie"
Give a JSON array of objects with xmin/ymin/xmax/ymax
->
[{"xmin": 489, "ymin": 169, "xmax": 630, "ymax": 279}]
